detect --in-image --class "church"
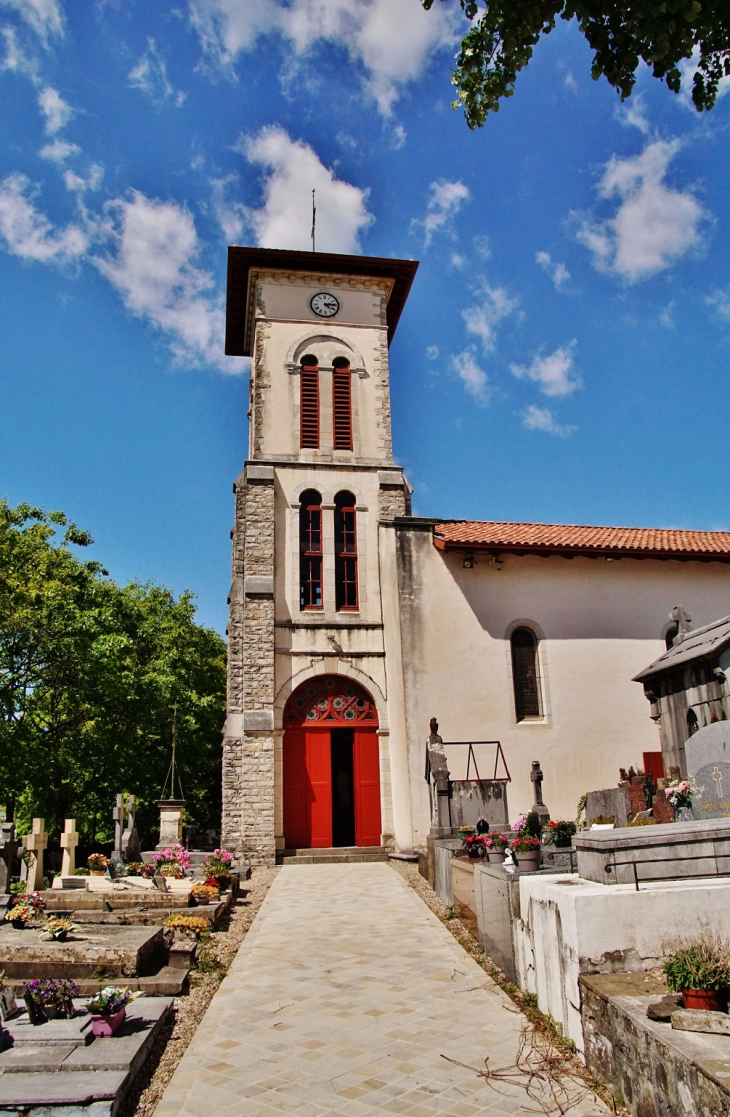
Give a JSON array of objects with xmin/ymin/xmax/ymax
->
[{"xmin": 221, "ymin": 246, "xmax": 730, "ymax": 864}]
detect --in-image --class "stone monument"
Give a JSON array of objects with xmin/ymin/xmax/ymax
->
[
  {"xmin": 0, "ymin": 823, "xmax": 18, "ymax": 905},
  {"xmin": 22, "ymin": 818, "xmax": 48, "ymax": 892},
  {"xmin": 685, "ymin": 722, "xmax": 730, "ymax": 820},
  {"xmin": 427, "ymin": 718, "xmax": 452, "ymax": 838},
  {"xmin": 112, "ymin": 793, "xmax": 124, "ymax": 861},
  {"xmin": 121, "ymin": 794, "xmax": 142, "ymax": 862},
  {"xmin": 530, "ymin": 760, "xmax": 550, "ymax": 825},
  {"xmin": 155, "ymin": 709, "xmax": 186, "ymax": 850}
]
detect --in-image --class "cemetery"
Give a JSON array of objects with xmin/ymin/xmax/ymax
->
[{"xmin": 0, "ymin": 791, "xmax": 248, "ymax": 1117}]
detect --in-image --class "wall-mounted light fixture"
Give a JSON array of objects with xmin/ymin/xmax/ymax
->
[{"xmin": 463, "ymin": 555, "xmax": 474, "ymax": 569}]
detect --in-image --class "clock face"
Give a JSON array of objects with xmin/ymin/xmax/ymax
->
[{"xmin": 310, "ymin": 291, "xmax": 340, "ymax": 318}]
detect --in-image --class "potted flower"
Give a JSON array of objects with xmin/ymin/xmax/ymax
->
[
  {"xmin": 663, "ymin": 938, "xmax": 730, "ymax": 1012},
  {"xmin": 190, "ymin": 883, "xmax": 220, "ymax": 905},
  {"xmin": 511, "ymin": 834, "xmax": 542, "ymax": 872},
  {"xmin": 665, "ymin": 778, "xmax": 702, "ymax": 823},
  {"xmin": 151, "ymin": 845, "xmax": 190, "ymax": 879},
  {"xmin": 5, "ymin": 892, "xmax": 45, "ymax": 928},
  {"xmin": 201, "ymin": 848, "xmax": 234, "ymax": 890},
  {"xmin": 87, "ymin": 986, "xmax": 142, "ymax": 1036},
  {"xmin": 125, "ymin": 861, "xmax": 156, "ymax": 879},
  {"xmin": 164, "ymin": 913, "xmax": 210, "ymax": 938},
  {"xmin": 484, "ymin": 834, "xmax": 509, "ymax": 863},
  {"xmin": 546, "ymin": 820, "xmax": 577, "ymax": 849},
  {"xmin": 24, "ymin": 978, "xmax": 79, "ymax": 1022},
  {"xmin": 87, "ymin": 853, "xmax": 109, "ymax": 876},
  {"xmin": 40, "ymin": 916, "xmax": 79, "ymax": 942},
  {"xmin": 461, "ymin": 834, "xmax": 486, "ymax": 859}
]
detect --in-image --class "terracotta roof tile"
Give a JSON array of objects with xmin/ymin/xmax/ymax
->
[{"xmin": 432, "ymin": 521, "xmax": 730, "ymax": 559}]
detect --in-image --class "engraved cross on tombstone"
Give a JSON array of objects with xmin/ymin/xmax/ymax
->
[
  {"xmin": 60, "ymin": 818, "xmax": 79, "ymax": 878},
  {"xmin": 23, "ymin": 818, "xmax": 48, "ymax": 892}
]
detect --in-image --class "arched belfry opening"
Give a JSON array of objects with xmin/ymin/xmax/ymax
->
[{"xmin": 282, "ymin": 675, "xmax": 381, "ymax": 849}]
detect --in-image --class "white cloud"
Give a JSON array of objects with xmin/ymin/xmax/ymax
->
[
  {"xmin": 242, "ymin": 125, "xmax": 373, "ymax": 252},
  {"xmin": 129, "ymin": 39, "xmax": 186, "ymax": 107},
  {"xmin": 210, "ymin": 175, "xmax": 246, "ymax": 241},
  {"xmin": 535, "ymin": 250, "xmax": 570, "ymax": 291},
  {"xmin": 659, "ymin": 301, "xmax": 675, "ymax": 329},
  {"xmin": 38, "ymin": 86, "xmax": 73, "ymax": 134},
  {"xmin": 452, "ymin": 348, "xmax": 490, "ymax": 405},
  {"xmin": 511, "ymin": 344, "xmax": 580, "ymax": 397},
  {"xmin": 0, "ymin": 26, "xmax": 39, "ymax": 80},
  {"xmin": 425, "ymin": 345, "xmax": 439, "ymax": 360},
  {"xmin": 414, "ymin": 179, "xmax": 470, "ymax": 247},
  {"xmin": 462, "ymin": 283, "xmax": 519, "ymax": 352},
  {"xmin": 575, "ymin": 139, "xmax": 706, "ymax": 283},
  {"xmin": 94, "ymin": 190, "xmax": 235, "ymax": 372},
  {"xmin": 63, "ymin": 164, "xmax": 103, "ymax": 193},
  {"xmin": 617, "ymin": 93, "xmax": 651, "ymax": 136},
  {"xmin": 0, "ymin": 0, "xmax": 63, "ymax": 43},
  {"xmin": 0, "ymin": 172, "xmax": 87, "ymax": 262},
  {"xmin": 522, "ymin": 405, "xmax": 575, "ymax": 437},
  {"xmin": 39, "ymin": 138, "xmax": 79, "ymax": 162},
  {"xmin": 707, "ymin": 289, "xmax": 730, "ymax": 322},
  {"xmin": 188, "ymin": 0, "xmax": 461, "ymax": 115},
  {"xmin": 472, "ymin": 234, "xmax": 491, "ymax": 259},
  {"xmin": 679, "ymin": 47, "xmax": 730, "ymax": 109}
]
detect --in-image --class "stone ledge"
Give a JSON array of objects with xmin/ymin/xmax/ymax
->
[
  {"xmin": 245, "ymin": 464, "xmax": 275, "ymax": 484},
  {"xmin": 244, "ymin": 575, "xmax": 274, "ymax": 597},
  {"xmin": 378, "ymin": 470, "xmax": 404, "ymax": 488}
]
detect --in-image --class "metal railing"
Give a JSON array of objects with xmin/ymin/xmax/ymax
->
[
  {"xmin": 604, "ymin": 833, "xmax": 730, "ymax": 891},
  {"xmin": 425, "ymin": 740, "xmax": 511, "ymax": 785}
]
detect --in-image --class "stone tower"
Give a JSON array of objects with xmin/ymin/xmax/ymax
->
[{"xmin": 222, "ymin": 248, "xmax": 418, "ymax": 864}]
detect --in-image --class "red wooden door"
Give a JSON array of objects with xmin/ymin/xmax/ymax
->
[
  {"xmin": 283, "ymin": 728, "xmax": 332, "ymax": 849},
  {"xmin": 643, "ymin": 751, "xmax": 664, "ymax": 782},
  {"xmin": 353, "ymin": 729, "xmax": 381, "ymax": 846}
]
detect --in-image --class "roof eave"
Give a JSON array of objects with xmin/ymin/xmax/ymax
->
[{"xmin": 432, "ymin": 537, "xmax": 730, "ymax": 563}]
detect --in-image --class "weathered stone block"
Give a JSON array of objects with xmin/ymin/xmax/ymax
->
[
  {"xmin": 245, "ymin": 464, "xmax": 275, "ymax": 483},
  {"xmin": 244, "ymin": 574, "xmax": 274, "ymax": 596},
  {"xmin": 243, "ymin": 710, "xmax": 274, "ymax": 732},
  {"xmin": 672, "ymin": 1008, "xmax": 730, "ymax": 1035}
]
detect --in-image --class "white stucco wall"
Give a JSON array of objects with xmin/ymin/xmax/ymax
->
[{"xmin": 396, "ymin": 528, "xmax": 730, "ymax": 843}]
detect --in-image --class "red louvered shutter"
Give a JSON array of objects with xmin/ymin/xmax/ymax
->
[
  {"xmin": 300, "ymin": 361, "xmax": 319, "ymax": 448},
  {"xmin": 332, "ymin": 363, "xmax": 352, "ymax": 450}
]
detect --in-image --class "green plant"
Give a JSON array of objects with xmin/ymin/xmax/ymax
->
[
  {"xmin": 663, "ymin": 937, "xmax": 730, "ymax": 992},
  {"xmin": 627, "ymin": 817, "xmax": 657, "ymax": 827},
  {"xmin": 546, "ymin": 820, "xmax": 577, "ymax": 842},
  {"xmin": 575, "ymin": 793, "xmax": 587, "ymax": 827},
  {"xmin": 41, "ymin": 916, "xmax": 79, "ymax": 940},
  {"xmin": 588, "ymin": 816, "xmax": 615, "ymax": 825},
  {"xmin": 73, "ymin": 867, "xmax": 90, "ymax": 876},
  {"xmin": 523, "ymin": 810, "xmax": 543, "ymax": 839},
  {"xmin": 9, "ymin": 882, "xmax": 26, "ymax": 898},
  {"xmin": 87, "ymin": 853, "xmax": 108, "ymax": 872}
]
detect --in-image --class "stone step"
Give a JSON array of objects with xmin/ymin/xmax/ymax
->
[{"xmin": 278, "ymin": 846, "xmax": 389, "ymax": 865}]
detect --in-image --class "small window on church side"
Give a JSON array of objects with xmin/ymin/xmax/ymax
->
[
  {"xmin": 335, "ymin": 490, "xmax": 358, "ymax": 611},
  {"xmin": 300, "ymin": 490, "xmax": 323, "ymax": 609},
  {"xmin": 511, "ymin": 627, "xmax": 542, "ymax": 721},
  {"xmin": 332, "ymin": 358, "xmax": 353, "ymax": 451},
  {"xmin": 300, "ymin": 356, "xmax": 319, "ymax": 449}
]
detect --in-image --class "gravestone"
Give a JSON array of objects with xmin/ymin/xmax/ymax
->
[
  {"xmin": 685, "ymin": 722, "xmax": 730, "ymax": 820},
  {"xmin": 60, "ymin": 818, "xmax": 78, "ymax": 877},
  {"xmin": 121, "ymin": 795, "xmax": 142, "ymax": 862},
  {"xmin": 530, "ymin": 760, "xmax": 550, "ymax": 825},
  {"xmin": 23, "ymin": 819, "xmax": 48, "ymax": 892},
  {"xmin": 112, "ymin": 794, "xmax": 124, "ymax": 861},
  {"xmin": 0, "ymin": 823, "xmax": 18, "ymax": 897}
]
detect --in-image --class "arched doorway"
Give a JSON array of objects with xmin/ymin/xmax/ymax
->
[{"xmin": 283, "ymin": 675, "xmax": 381, "ymax": 849}]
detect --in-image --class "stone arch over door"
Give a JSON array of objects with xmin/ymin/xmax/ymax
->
[{"xmin": 282, "ymin": 674, "xmax": 382, "ymax": 850}]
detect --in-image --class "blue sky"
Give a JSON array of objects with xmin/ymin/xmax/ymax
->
[{"xmin": 1, "ymin": 0, "xmax": 730, "ymax": 635}]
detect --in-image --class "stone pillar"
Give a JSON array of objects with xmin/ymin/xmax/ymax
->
[
  {"xmin": 23, "ymin": 818, "xmax": 48, "ymax": 892},
  {"xmin": 379, "ymin": 519, "xmax": 415, "ymax": 853},
  {"xmin": 155, "ymin": 799, "xmax": 186, "ymax": 849},
  {"xmin": 0, "ymin": 823, "xmax": 18, "ymax": 896},
  {"xmin": 222, "ymin": 462, "xmax": 276, "ymax": 865},
  {"xmin": 112, "ymin": 793, "xmax": 124, "ymax": 861},
  {"xmin": 121, "ymin": 795, "xmax": 141, "ymax": 862}
]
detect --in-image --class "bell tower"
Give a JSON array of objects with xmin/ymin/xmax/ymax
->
[{"xmin": 222, "ymin": 248, "xmax": 418, "ymax": 864}]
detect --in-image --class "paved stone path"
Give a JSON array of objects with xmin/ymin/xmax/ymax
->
[{"xmin": 155, "ymin": 864, "xmax": 606, "ymax": 1117}]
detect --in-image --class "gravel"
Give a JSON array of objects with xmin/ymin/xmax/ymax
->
[{"xmin": 121, "ymin": 865, "xmax": 279, "ymax": 1117}]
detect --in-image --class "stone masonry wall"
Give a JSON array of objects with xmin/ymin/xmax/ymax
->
[
  {"xmin": 221, "ymin": 468, "xmax": 277, "ymax": 865},
  {"xmin": 378, "ymin": 486, "xmax": 409, "ymax": 521}
]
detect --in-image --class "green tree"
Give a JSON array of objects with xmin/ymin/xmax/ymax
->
[
  {"xmin": 423, "ymin": 0, "xmax": 730, "ymax": 128},
  {"xmin": 0, "ymin": 500, "xmax": 226, "ymax": 845}
]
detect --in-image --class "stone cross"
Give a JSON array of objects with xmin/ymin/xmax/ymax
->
[
  {"xmin": 530, "ymin": 760, "xmax": 550, "ymax": 824},
  {"xmin": 60, "ymin": 818, "xmax": 79, "ymax": 878},
  {"xmin": 23, "ymin": 818, "xmax": 48, "ymax": 892},
  {"xmin": 0, "ymin": 822, "xmax": 18, "ymax": 896},
  {"xmin": 112, "ymin": 794, "xmax": 124, "ymax": 860},
  {"xmin": 121, "ymin": 795, "xmax": 142, "ymax": 862},
  {"xmin": 426, "ymin": 717, "xmax": 452, "ymax": 837},
  {"xmin": 670, "ymin": 605, "xmax": 693, "ymax": 644}
]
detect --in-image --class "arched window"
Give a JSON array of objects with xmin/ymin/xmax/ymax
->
[
  {"xmin": 511, "ymin": 627, "xmax": 542, "ymax": 721},
  {"xmin": 665, "ymin": 623, "xmax": 678, "ymax": 650},
  {"xmin": 300, "ymin": 355, "xmax": 319, "ymax": 449},
  {"xmin": 332, "ymin": 358, "xmax": 352, "ymax": 450},
  {"xmin": 335, "ymin": 490, "xmax": 358, "ymax": 611},
  {"xmin": 299, "ymin": 490, "xmax": 323, "ymax": 609}
]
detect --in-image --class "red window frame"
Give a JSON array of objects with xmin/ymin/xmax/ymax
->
[
  {"xmin": 300, "ymin": 490, "xmax": 323, "ymax": 610},
  {"xmin": 335, "ymin": 491, "xmax": 358, "ymax": 611},
  {"xmin": 300, "ymin": 357, "xmax": 319, "ymax": 449},
  {"xmin": 332, "ymin": 359, "xmax": 352, "ymax": 451}
]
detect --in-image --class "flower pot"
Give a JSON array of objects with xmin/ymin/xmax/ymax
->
[
  {"xmin": 51, "ymin": 931, "xmax": 69, "ymax": 942},
  {"xmin": 554, "ymin": 837, "xmax": 573, "ymax": 849},
  {"xmin": 10, "ymin": 920, "xmax": 27, "ymax": 930},
  {"xmin": 515, "ymin": 853, "xmax": 541, "ymax": 873},
  {"xmin": 487, "ymin": 851, "xmax": 505, "ymax": 863},
  {"xmin": 682, "ymin": 988, "xmax": 726, "ymax": 1011},
  {"xmin": 91, "ymin": 1006, "xmax": 126, "ymax": 1037},
  {"xmin": 675, "ymin": 807, "xmax": 695, "ymax": 823},
  {"xmin": 466, "ymin": 848, "xmax": 482, "ymax": 859},
  {"xmin": 89, "ymin": 870, "xmax": 105, "ymax": 877}
]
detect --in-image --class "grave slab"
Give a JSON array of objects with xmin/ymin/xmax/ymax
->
[
  {"xmin": 0, "ymin": 1069, "xmax": 126, "ymax": 1107},
  {"xmin": 0, "ymin": 925, "xmax": 165, "ymax": 980},
  {"xmin": 4, "ymin": 1011, "xmax": 92, "ymax": 1048},
  {"xmin": 0, "ymin": 1044, "xmax": 76, "ymax": 1071},
  {"xmin": 575, "ymin": 817, "xmax": 730, "ymax": 885}
]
